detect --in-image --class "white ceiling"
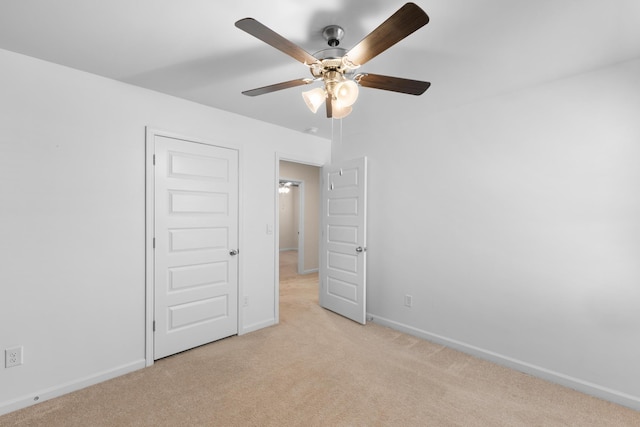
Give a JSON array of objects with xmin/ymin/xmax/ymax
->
[{"xmin": 1, "ymin": 0, "xmax": 639, "ymax": 139}]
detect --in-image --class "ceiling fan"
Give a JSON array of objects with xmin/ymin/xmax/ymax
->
[{"xmin": 235, "ymin": 2, "xmax": 431, "ymax": 119}]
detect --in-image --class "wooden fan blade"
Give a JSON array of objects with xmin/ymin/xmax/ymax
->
[
  {"xmin": 326, "ymin": 97, "xmax": 333, "ymax": 118},
  {"xmin": 242, "ymin": 79, "xmax": 313, "ymax": 97},
  {"xmin": 235, "ymin": 18, "xmax": 319, "ymax": 65},
  {"xmin": 345, "ymin": 3, "xmax": 429, "ymax": 67},
  {"xmin": 356, "ymin": 73, "xmax": 430, "ymax": 95}
]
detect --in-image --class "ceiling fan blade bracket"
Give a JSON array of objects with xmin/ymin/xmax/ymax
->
[{"xmin": 354, "ymin": 73, "xmax": 367, "ymax": 84}]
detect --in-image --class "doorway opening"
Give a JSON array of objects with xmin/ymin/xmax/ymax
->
[
  {"xmin": 278, "ymin": 161, "xmax": 321, "ymax": 275},
  {"xmin": 278, "ymin": 179, "xmax": 303, "ymax": 274},
  {"xmin": 276, "ymin": 160, "xmax": 322, "ymax": 322}
]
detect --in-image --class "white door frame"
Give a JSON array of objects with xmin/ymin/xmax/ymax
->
[
  {"xmin": 274, "ymin": 153, "xmax": 324, "ymax": 324},
  {"xmin": 145, "ymin": 127, "xmax": 243, "ymax": 366}
]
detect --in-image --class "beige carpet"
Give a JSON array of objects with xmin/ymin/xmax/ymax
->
[{"xmin": 2, "ymin": 251, "xmax": 639, "ymax": 426}]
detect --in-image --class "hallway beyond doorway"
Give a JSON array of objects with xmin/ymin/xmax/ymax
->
[{"xmin": 279, "ymin": 250, "xmax": 318, "ymax": 288}]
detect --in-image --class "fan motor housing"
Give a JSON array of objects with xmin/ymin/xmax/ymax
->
[{"xmin": 310, "ymin": 25, "xmax": 358, "ymax": 79}]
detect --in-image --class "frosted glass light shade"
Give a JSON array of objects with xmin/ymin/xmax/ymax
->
[
  {"xmin": 334, "ymin": 79, "xmax": 359, "ymax": 107},
  {"xmin": 302, "ymin": 87, "xmax": 326, "ymax": 113},
  {"xmin": 332, "ymin": 103, "xmax": 352, "ymax": 119}
]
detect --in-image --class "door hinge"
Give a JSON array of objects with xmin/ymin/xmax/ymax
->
[
  {"xmin": 153, "ymin": 237, "xmax": 155, "ymax": 249},
  {"xmin": 153, "ymin": 321, "xmax": 156, "ymax": 332},
  {"xmin": 153, "ymin": 154, "xmax": 156, "ymax": 165}
]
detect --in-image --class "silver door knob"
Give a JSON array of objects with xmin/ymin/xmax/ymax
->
[
  {"xmin": 355, "ymin": 246, "xmax": 364, "ymax": 253},
  {"xmin": 229, "ymin": 249, "xmax": 238, "ymax": 256}
]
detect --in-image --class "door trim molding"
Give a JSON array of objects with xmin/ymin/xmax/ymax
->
[
  {"xmin": 144, "ymin": 127, "xmax": 155, "ymax": 367},
  {"xmin": 145, "ymin": 127, "xmax": 242, "ymax": 366}
]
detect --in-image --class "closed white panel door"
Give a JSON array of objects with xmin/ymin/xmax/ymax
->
[
  {"xmin": 320, "ymin": 157, "xmax": 367, "ymax": 324},
  {"xmin": 154, "ymin": 135, "xmax": 238, "ymax": 359}
]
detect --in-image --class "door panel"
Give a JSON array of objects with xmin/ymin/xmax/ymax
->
[
  {"xmin": 169, "ymin": 227, "xmax": 228, "ymax": 252},
  {"xmin": 154, "ymin": 135, "xmax": 238, "ymax": 359},
  {"xmin": 319, "ymin": 157, "xmax": 367, "ymax": 324}
]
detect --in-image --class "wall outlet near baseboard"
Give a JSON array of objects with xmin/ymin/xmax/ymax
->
[
  {"xmin": 404, "ymin": 295, "xmax": 413, "ymax": 308},
  {"xmin": 5, "ymin": 346, "xmax": 23, "ymax": 368}
]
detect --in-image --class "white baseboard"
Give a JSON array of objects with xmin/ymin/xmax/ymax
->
[
  {"xmin": 0, "ymin": 359, "xmax": 146, "ymax": 416},
  {"xmin": 301, "ymin": 268, "xmax": 318, "ymax": 274},
  {"xmin": 241, "ymin": 318, "xmax": 275, "ymax": 335},
  {"xmin": 367, "ymin": 313, "xmax": 640, "ymax": 411}
]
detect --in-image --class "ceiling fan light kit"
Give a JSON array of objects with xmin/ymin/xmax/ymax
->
[
  {"xmin": 334, "ymin": 78, "xmax": 359, "ymax": 107},
  {"xmin": 302, "ymin": 87, "xmax": 326, "ymax": 113},
  {"xmin": 235, "ymin": 2, "xmax": 431, "ymax": 119}
]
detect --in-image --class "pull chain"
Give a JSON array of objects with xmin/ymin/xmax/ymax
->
[{"xmin": 331, "ymin": 118, "xmax": 344, "ymax": 162}]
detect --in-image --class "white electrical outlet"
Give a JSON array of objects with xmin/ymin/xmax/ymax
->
[
  {"xmin": 404, "ymin": 295, "xmax": 413, "ymax": 308},
  {"xmin": 5, "ymin": 346, "xmax": 23, "ymax": 368}
]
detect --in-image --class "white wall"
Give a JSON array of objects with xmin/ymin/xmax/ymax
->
[
  {"xmin": 0, "ymin": 48, "xmax": 330, "ymax": 414},
  {"xmin": 334, "ymin": 59, "xmax": 640, "ymax": 409}
]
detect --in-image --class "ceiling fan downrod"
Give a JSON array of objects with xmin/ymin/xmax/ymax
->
[{"xmin": 322, "ymin": 25, "xmax": 344, "ymax": 47}]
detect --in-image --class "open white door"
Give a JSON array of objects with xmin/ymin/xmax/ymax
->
[
  {"xmin": 153, "ymin": 135, "xmax": 239, "ymax": 359},
  {"xmin": 319, "ymin": 157, "xmax": 367, "ymax": 324}
]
